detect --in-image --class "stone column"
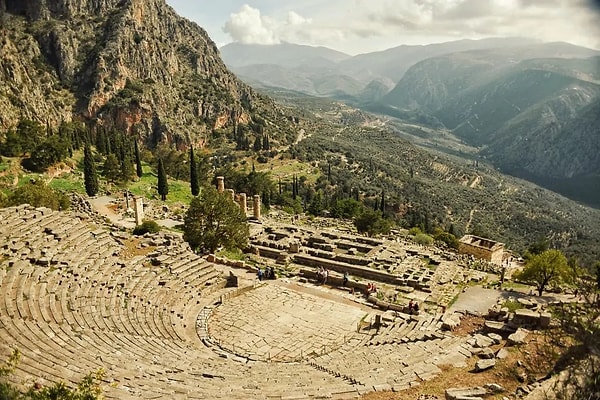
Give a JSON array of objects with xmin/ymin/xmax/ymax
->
[
  {"xmin": 226, "ymin": 189, "xmax": 235, "ymax": 201},
  {"xmin": 217, "ymin": 176, "xmax": 225, "ymax": 193},
  {"xmin": 253, "ymin": 195, "xmax": 261, "ymax": 219},
  {"xmin": 133, "ymin": 197, "xmax": 144, "ymax": 225},
  {"xmin": 238, "ymin": 193, "xmax": 247, "ymax": 213}
]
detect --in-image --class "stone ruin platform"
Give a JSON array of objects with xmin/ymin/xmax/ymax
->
[
  {"xmin": 0, "ymin": 204, "xmax": 486, "ymax": 399},
  {"xmin": 207, "ymin": 282, "xmax": 369, "ymax": 362}
]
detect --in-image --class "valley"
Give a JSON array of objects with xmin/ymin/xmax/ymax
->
[{"xmin": 0, "ymin": 1, "xmax": 599, "ymax": 399}]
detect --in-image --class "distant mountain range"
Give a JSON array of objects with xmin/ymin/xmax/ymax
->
[{"xmin": 221, "ymin": 40, "xmax": 600, "ymax": 206}]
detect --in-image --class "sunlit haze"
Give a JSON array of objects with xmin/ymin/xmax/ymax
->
[{"xmin": 166, "ymin": 0, "xmax": 600, "ymax": 54}]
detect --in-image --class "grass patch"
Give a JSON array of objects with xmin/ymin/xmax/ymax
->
[
  {"xmin": 128, "ymin": 165, "xmax": 193, "ymax": 205},
  {"xmin": 48, "ymin": 177, "xmax": 85, "ymax": 193},
  {"xmin": 216, "ymin": 248, "xmax": 246, "ymax": 261},
  {"xmin": 253, "ymin": 157, "xmax": 320, "ymax": 184},
  {"xmin": 502, "ymin": 299, "xmax": 522, "ymax": 312},
  {"xmin": 501, "ymin": 281, "xmax": 531, "ymax": 292}
]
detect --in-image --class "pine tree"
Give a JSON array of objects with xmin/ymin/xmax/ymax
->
[
  {"xmin": 157, "ymin": 158, "xmax": 168, "ymax": 201},
  {"xmin": 134, "ymin": 140, "xmax": 143, "ymax": 178},
  {"xmin": 190, "ymin": 146, "xmax": 199, "ymax": 196},
  {"xmin": 83, "ymin": 143, "xmax": 99, "ymax": 196}
]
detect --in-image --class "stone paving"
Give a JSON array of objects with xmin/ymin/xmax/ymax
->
[{"xmin": 209, "ymin": 283, "xmax": 367, "ymax": 362}]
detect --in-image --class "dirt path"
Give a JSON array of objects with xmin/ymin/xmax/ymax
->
[{"xmin": 465, "ymin": 208, "xmax": 477, "ymax": 233}]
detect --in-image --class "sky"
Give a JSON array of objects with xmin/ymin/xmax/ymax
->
[{"xmin": 165, "ymin": 0, "xmax": 600, "ymax": 55}]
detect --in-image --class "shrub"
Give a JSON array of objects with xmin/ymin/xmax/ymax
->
[
  {"xmin": 414, "ymin": 233, "xmax": 434, "ymax": 246},
  {"xmin": 133, "ymin": 220, "xmax": 161, "ymax": 235},
  {"xmin": 409, "ymin": 227, "xmax": 423, "ymax": 236}
]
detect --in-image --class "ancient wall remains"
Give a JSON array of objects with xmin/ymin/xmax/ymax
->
[{"xmin": 458, "ymin": 235, "xmax": 504, "ymax": 264}]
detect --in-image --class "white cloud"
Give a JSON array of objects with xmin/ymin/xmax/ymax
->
[
  {"xmin": 223, "ymin": 4, "xmax": 279, "ymax": 45},
  {"xmin": 219, "ymin": 0, "xmax": 600, "ymax": 53},
  {"xmin": 223, "ymin": 5, "xmax": 313, "ymax": 45}
]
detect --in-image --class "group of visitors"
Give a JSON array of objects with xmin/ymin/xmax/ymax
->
[
  {"xmin": 367, "ymin": 282, "xmax": 378, "ymax": 294},
  {"xmin": 317, "ymin": 267, "xmax": 329, "ymax": 284},
  {"xmin": 407, "ymin": 300, "xmax": 420, "ymax": 315},
  {"xmin": 257, "ymin": 266, "xmax": 276, "ymax": 281}
]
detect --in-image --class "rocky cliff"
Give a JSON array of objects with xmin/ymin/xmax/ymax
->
[{"xmin": 0, "ymin": 0, "xmax": 291, "ymax": 147}]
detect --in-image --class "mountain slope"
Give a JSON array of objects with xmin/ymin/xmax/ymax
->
[
  {"xmin": 0, "ymin": 0, "xmax": 294, "ymax": 147},
  {"xmin": 378, "ymin": 46, "xmax": 600, "ymax": 204},
  {"xmin": 220, "ymin": 42, "xmax": 351, "ymax": 68}
]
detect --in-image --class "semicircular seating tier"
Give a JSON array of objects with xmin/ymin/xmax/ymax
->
[{"xmin": 0, "ymin": 205, "xmax": 472, "ymax": 399}]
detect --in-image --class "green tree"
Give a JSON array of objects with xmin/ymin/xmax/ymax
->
[
  {"xmin": 157, "ymin": 157, "xmax": 168, "ymax": 201},
  {"xmin": 190, "ymin": 146, "xmax": 200, "ymax": 196},
  {"xmin": 24, "ymin": 135, "xmax": 70, "ymax": 172},
  {"xmin": 16, "ymin": 119, "xmax": 44, "ymax": 154},
  {"xmin": 102, "ymin": 153, "xmax": 120, "ymax": 183},
  {"xmin": 331, "ymin": 198, "xmax": 363, "ymax": 219},
  {"xmin": 120, "ymin": 155, "xmax": 134, "ymax": 183},
  {"xmin": 307, "ymin": 191, "xmax": 324, "ymax": 216},
  {"xmin": 183, "ymin": 185, "xmax": 249, "ymax": 253},
  {"xmin": 134, "ymin": 140, "xmax": 143, "ymax": 178},
  {"xmin": 6, "ymin": 180, "xmax": 70, "ymax": 210},
  {"xmin": 516, "ymin": 249, "xmax": 571, "ymax": 296},
  {"xmin": 354, "ymin": 209, "xmax": 391, "ymax": 237},
  {"xmin": 525, "ymin": 237, "xmax": 550, "ymax": 260},
  {"xmin": 83, "ymin": 143, "xmax": 99, "ymax": 197}
]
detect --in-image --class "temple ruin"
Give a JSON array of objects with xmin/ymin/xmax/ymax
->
[{"xmin": 458, "ymin": 235, "xmax": 504, "ymax": 264}]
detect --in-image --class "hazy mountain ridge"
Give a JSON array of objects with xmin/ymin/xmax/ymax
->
[
  {"xmin": 0, "ymin": 0, "xmax": 294, "ymax": 147},
  {"xmin": 375, "ymin": 47, "xmax": 600, "ymax": 204}
]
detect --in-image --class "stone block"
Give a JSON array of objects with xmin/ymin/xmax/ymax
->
[
  {"xmin": 512, "ymin": 308, "xmax": 540, "ymax": 326},
  {"xmin": 442, "ymin": 313, "xmax": 461, "ymax": 331},
  {"xmin": 487, "ymin": 333, "xmax": 502, "ymax": 344},
  {"xmin": 495, "ymin": 348, "xmax": 509, "ymax": 359},
  {"xmin": 445, "ymin": 387, "xmax": 487, "ymax": 400},
  {"xmin": 508, "ymin": 328, "xmax": 528, "ymax": 345},
  {"xmin": 478, "ymin": 348, "xmax": 495, "ymax": 359},
  {"xmin": 539, "ymin": 312, "xmax": 551, "ymax": 328},
  {"xmin": 475, "ymin": 359, "xmax": 496, "ymax": 372}
]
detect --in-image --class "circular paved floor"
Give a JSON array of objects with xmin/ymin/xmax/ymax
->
[{"xmin": 208, "ymin": 283, "xmax": 367, "ymax": 362}]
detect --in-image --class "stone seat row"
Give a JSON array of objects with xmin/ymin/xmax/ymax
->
[{"xmin": 312, "ymin": 335, "xmax": 468, "ymax": 390}]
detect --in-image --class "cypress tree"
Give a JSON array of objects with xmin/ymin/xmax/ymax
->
[
  {"xmin": 120, "ymin": 155, "xmax": 134, "ymax": 183},
  {"xmin": 83, "ymin": 143, "xmax": 99, "ymax": 196},
  {"xmin": 190, "ymin": 146, "xmax": 199, "ymax": 196},
  {"xmin": 253, "ymin": 135, "xmax": 262, "ymax": 151},
  {"xmin": 157, "ymin": 157, "xmax": 168, "ymax": 201},
  {"xmin": 380, "ymin": 190, "xmax": 385, "ymax": 213},
  {"xmin": 292, "ymin": 175, "xmax": 297, "ymax": 200},
  {"xmin": 134, "ymin": 140, "xmax": 143, "ymax": 178}
]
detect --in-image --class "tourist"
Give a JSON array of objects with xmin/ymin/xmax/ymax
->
[
  {"xmin": 343, "ymin": 272, "xmax": 349, "ymax": 287},
  {"xmin": 318, "ymin": 266, "xmax": 326, "ymax": 284},
  {"xmin": 324, "ymin": 268, "xmax": 329, "ymax": 284},
  {"xmin": 257, "ymin": 268, "xmax": 263, "ymax": 281}
]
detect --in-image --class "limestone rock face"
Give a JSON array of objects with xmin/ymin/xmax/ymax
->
[{"xmin": 1, "ymin": 0, "xmax": 288, "ymax": 147}]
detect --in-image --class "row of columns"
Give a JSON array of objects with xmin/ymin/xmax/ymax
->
[{"xmin": 217, "ymin": 176, "xmax": 260, "ymax": 219}]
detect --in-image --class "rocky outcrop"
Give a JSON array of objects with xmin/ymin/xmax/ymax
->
[{"xmin": 0, "ymin": 0, "xmax": 291, "ymax": 147}]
